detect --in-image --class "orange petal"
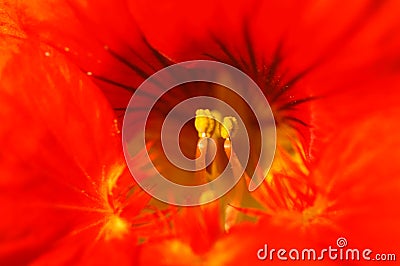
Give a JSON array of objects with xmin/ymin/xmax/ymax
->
[{"xmin": 0, "ymin": 36, "xmax": 148, "ymax": 264}]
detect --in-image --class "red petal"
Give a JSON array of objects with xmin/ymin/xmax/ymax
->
[
  {"xmin": 310, "ymin": 110, "xmax": 400, "ymax": 250},
  {"xmin": 0, "ymin": 36, "xmax": 146, "ymax": 264},
  {"xmin": 130, "ymin": 0, "xmax": 400, "ymax": 158},
  {"xmin": 252, "ymin": 110, "xmax": 400, "ymax": 263},
  {"xmin": 15, "ymin": 0, "xmax": 174, "ymax": 117}
]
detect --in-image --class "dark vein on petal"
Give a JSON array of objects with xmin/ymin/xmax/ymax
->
[
  {"xmin": 203, "ymin": 53, "xmax": 222, "ymax": 61},
  {"xmin": 106, "ymin": 47, "xmax": 150, "ymax": 80},
  {"xmin": 282, "ymin": 116, "xmax": 311, "ymax": 128},
  {"xmin": 203, "ymin": 53, "xmax": 232, "ymax": 66},
  {"xmin": 266, "ymin": 43, "xmax": 283, "ymax": 87},
  {"xmin": 272, "ymin": 1, "xmax": 384, "ymax": 104},
  {"xmin": 92, "ymin": 74, "xmax": 160, "ymax": 105},
  {"xmin": 238, "ymin": 54, "xmax": 250, "ymax": 72},
  {"xmin": 272, "ymin": 66, "xmax": 314, "ymax": 103},
  {"xmin": 243, "ymin": 18, "xmax": 257, "ymax": 76},
  {"xmin": 141, "ymin": 35, "xmax": 175, "ymax": 68},
  {"xmin": 210, "ymin": 34, "xmax": 243, "ymax": 68},
  {"xmin": 128, "ymin": 46, "xmax": 159, "ymax": 72},
  {"xmin": 92, "ymin": 74, "xmax": 136, "ymax": 92},
  {"xmin": 277, "ymin": 96, "xmax": 319, "ymax": 112}
]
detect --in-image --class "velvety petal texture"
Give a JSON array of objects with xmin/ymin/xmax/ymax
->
[{"xmin": 0, "ymin": 35, "xmax": 154, "ymax": 264}]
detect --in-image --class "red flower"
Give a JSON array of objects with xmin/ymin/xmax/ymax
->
[{"xmin": 1, "ymin": 0, "xmax": 400, "ymax": 265}]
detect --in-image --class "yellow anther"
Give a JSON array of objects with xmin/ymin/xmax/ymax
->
[
  {"xmin": 195, "ymin": 110, "xmax": 239, "ymax": 140},
  {"xmin": 195, "ymin": 109, "xmax": 215, "ymax": 138},
  {"xmin": 220, "ymin": 116, "xmax": 238, "ymax": 139}
]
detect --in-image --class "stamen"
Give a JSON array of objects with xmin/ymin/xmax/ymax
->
[
  {"xmin": 194, "ymin": 111, "xmax": 244, "ymax": 182},
  {"xmin": 195, "ymin": 109, "xmax": 217, "ymax": 184},
  {"xmin": 220, "ymin": 116, "xmax": 238, "ymax": 140},
  {"xmin": 194, "ymin": 109, "xmax": 215, "ymax": 138},
  {"xmin": 194, "ymin": 111, "xmax": 253, "ymax": 229}
]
